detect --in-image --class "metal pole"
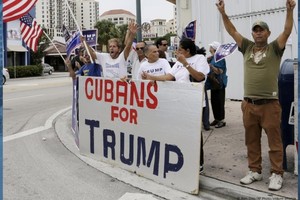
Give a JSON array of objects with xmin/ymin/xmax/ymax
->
[{"xmin": 136, "ymin": 0, "xmax": 142, "ymax": 41}]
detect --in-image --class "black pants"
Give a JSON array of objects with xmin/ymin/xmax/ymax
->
[
  {"xmin": 200, "ymin": 132, "xmax": 204, "ymax": 166},
  {"xmin": 211, "ymin": 87, "xmax": 226, "ymax": 121},
  {"xmin": 202, "ymin": 89, "xmax": 210, "ymax": 128}
]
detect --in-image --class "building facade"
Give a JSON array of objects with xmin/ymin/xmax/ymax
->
[
  {"xmin": 99, "ymin": 9, "xmax": 136, "ymax": 26},
  {"xmin": 36, "ymin": 0, "xmax": 99, "ymax": 38}
]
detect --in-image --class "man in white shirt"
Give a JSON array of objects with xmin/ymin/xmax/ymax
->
[{"xmin": 137, "ymin": 44, "xmax": 171, "ymax": 80}]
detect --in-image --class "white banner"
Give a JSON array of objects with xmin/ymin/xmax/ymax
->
[{"xmin": 78, "ymin": 77, "xmax": 204, "ymax": 194}]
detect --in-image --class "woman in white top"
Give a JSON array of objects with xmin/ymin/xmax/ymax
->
[
  {"xmin": 141, "ymin": 39, "xmax": 209, "ymax": 82},
  {"xmin": 141, "ymin": 38, "xmax": 210, "ymax": 174}
]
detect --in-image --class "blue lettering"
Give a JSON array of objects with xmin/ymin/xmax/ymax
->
[
  {"xmin": 146, "ymin": 141, "xmax": 160, "ymax": 176},
  {"xmin": 85, "ymin": 119, "xmax": 100, "ymax": 154},
  {"xmin": 120, "ymin": 132, "xmax": 134, "ymax": 165},
  {"xmin": 163, "ymin": 144, "xmax": 184, "ymax": 178},
  {"xmin": 103, "ymin": 129, "xmax": 116, "ymax": 160},
  {"xmin": 137, "ymin": 137, "xmax": 146, "ymax": 167}
]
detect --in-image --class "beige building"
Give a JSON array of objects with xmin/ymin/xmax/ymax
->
[
  {"xmin": 99, "ymin": 9, "xmax": 136, "ymax": 26},
  {"xmin": 150, "ymin": 19, "xmax": 168, "ymax": 37}
]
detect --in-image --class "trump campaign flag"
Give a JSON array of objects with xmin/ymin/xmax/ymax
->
[
  {"xmin": 214, "ymin": 42, "xmax": 238, "ymax": 62},
  {"xmin": 182, "ymin": 20, "xmax": 196, "ymax": 41},
  {"xmin": 62, "ymin": 24, "xmax": 71, "ymax": 43},
  {"xmin": 3, "ymin": 0, "xmax": 38, "ymax": 22},
  {"xmin": 20, "ymin": 14, "xmax": 43, "ymax": 52}
]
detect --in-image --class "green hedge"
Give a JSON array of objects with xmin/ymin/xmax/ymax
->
[{"xmin": 7, "ymin": 65, "xmax": 43, "ymax": 78}]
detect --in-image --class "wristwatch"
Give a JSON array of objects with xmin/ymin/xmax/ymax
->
[{"xmin": 184, "ymin": 64, "xmax": 191, "ymax": 68}]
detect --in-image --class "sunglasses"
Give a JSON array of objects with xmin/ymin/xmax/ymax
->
[{"xmin": 136, "ymin": 47, "xmax": 144, "ymax": 50}]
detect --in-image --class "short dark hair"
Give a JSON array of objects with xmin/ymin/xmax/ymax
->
[{"xmin": 155, "ymin": 37, "xmax": 167, "ymax": 48}]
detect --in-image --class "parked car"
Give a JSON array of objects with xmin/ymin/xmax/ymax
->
[
  {"xmin": 42, "ymin": 63, "xmax": 54, "ymax": 75},
  {"xmin": 3, "ymin": 68, "xmax": 10, "ymax": 85}
]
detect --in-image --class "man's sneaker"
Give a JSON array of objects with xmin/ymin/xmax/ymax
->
[
  {"xmin": 268, "ymin": 173, "xmax": 283, "ymax": 191},
  {"xmin": 199, "ymin": 166, "xmax": 204, "ymax": 175},
  {"xmin": 240, "ymin": 171, "xmax": 262, "ymax": 184}
]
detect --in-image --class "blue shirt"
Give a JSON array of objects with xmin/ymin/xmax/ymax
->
[
  {"xmin": 206, "ymin": 55, "xmax": 227, "ymax": 89},
  {"xmin": 76, "ymin": 63, "xmax": 102, "ymax": 77}
]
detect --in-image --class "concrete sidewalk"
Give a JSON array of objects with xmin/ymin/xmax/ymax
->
[
  {"xmin": 202, "ymin": 99, "xmax": 297, "ymax": 199},
  {"xmin": 54, "ymin": 100, "xmax": 297, "ymax": 199}
]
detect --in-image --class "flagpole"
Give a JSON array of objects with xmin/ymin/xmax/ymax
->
[
  {"xmin": 64, "ymin": 0, "xmax": 93, "ymax": 63},
  {"xmin": 43, "ymin": 30, "xmax": 66, "ymax": 63}
]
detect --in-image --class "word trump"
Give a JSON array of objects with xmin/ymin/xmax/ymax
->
[
  {"xmin": 84, "ymin": 78, "xmax": 159, "ymax": 124},
  {"xmin": 85, "ymin": 119, "xmax": 184, "ymax": 178}
]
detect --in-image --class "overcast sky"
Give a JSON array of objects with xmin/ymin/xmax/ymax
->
[{"xmin": 98, "ymin": 0, "xmax": 174, "ymax": 23}]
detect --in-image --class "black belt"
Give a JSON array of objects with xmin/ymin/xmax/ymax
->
[{"xmin": 244, "ymin": 97, "xmax": 276, "ymax": 105}]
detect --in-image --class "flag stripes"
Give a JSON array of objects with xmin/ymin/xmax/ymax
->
[
  {"xmin": 20, "ymin": 14, "xmax": 43, "ymax": 52},
  {"xmin": 3, "ymin": 0, "xmax": 38, "ymax": 22}
]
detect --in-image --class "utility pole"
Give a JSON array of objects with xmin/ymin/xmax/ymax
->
[{"xmin": 136, "ymin": 0, "xmax": 142, "ymax": 41}]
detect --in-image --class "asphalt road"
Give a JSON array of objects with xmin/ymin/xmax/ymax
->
[{"xmin": 3, "ymin": 73, "xmax": 151, "ymax": 200}]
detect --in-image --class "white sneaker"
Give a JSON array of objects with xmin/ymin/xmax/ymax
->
[
  {"xmin": 268, "ymin": 173, "xmax": 283, "ymax": 191},
  {"xmin": 199, "ymin": 165, "xmax": 204, "ymax": 175},
  {"xmin": 240, "ymin": 171, "xmax": 262, "ymax": 184}
]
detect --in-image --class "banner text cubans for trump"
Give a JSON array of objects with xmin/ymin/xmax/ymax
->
[{"xmin": 78, "ymin": 77, "xmax": 203, "ymax": 194}]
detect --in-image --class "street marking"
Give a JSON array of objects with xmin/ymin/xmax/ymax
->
[
  {"xmin": 118, "ymin": 193, "xmax": 159, "ymax": 200},
  {"xmin": 4, "ymin": 94, "xmax": 44, "ymax": 102},
  {"xmin": 3, "ymin": 106, "xmax": 71, "ymax": 142}
]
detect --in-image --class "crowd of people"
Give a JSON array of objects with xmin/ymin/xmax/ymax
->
[{"xmin": 65, "ymin": 0, "xmax": 296, "ymax": 192}]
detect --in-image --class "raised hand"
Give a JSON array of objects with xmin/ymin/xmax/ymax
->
[
  {"xmin": 286, "ymin": 0, "xmax": 296, "ymax": 10},
  {"xmin": 215, "ymin": 0, "xmax": 225, "ymax": 13}
]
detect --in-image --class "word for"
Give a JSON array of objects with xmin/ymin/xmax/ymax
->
[{"xmin": 85, "ymin": 119, "xmax": 184, "ymax": 178}]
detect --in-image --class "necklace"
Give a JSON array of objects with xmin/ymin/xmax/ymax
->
[{"xmin": 253, "ymin": 44, "xmax": 268, "ymax": 53}]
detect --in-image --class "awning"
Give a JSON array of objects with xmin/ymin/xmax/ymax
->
[{"xmin": 7, "ymin": 45, "xmax": 28, "ymax": 52}]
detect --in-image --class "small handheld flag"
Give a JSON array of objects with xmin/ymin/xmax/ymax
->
[
  {"xmin": 182, "ymin": 20, "xmax": 196, "ymax": 41},
  {"xmin": 215, "ymin": 43, "xmax": 238, "ymax": 62}
]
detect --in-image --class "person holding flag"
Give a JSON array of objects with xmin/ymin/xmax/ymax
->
[
  {"xmin": 84, "ymin": 21, "xmax": 138, "ymax": 79},
  {"xmin": 206, "ymin": 41, "xmax": 228, "ymax": 129}
]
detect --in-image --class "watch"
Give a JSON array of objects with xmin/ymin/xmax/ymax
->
[{"xmin": 185, "ymin": 64, "xmax": 191, "ymax": 68}]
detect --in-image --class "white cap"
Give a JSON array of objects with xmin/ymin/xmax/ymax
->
[{"xmin": 209, "ymin": 41, "xmax": 221, "ymax": 50}]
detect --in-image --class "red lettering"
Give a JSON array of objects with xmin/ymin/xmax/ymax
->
[
  {"xmin": 116, "ymin": 80, "xmax": 128, "ymax": 105},
  {"xmin": 95, "ymin": 79, "xmax": 103, "ymax": 101},
  {"xmin": 105, "ymin": 79, "xmax": 114, "ymax": 102},
  {"xmin": 130, "ymin": 82, "xmax": 144, "ymax": 108},
  {"xmin": 111, "ymin": 106, "xmax": 119, "ymax": 121},
  {"xmin": 119, "ymin": 107, "xmax": 129, "ymax": 122},
  {"xmin": 110, "ymin": 106, "xmax": 138, "ymax": 124},
  {"xmin": 146, "ymin": 82, "xmax": 158, "ymax": 109},
  {"xmin": 85, "ymin": 77, "xmax": 93, "ymax": 99},
  {"xmin": 130, "ymin": 109, "xmax": 137, "ymax": 124}
]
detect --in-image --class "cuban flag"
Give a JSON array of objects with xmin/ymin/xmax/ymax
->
[{"xmin": 215, "ymin": 43, "xmax": 238, "ymax": 62}]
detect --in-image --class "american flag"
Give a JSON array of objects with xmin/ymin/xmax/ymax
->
[
  {"xmin": 20, "ymin": 14, "xmax": 43, "ymax": 52},
  {"xmin": 3, "ymin": 0, "xmax": 38, "ymax": 23}
]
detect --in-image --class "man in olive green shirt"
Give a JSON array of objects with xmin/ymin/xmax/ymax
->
[{"xmin": 216, "ymin": 0, "xmax": 296, "ymax": 191}]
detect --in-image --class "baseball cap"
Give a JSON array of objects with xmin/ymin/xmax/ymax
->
[
  {"xmin": 209, "ymin": 41, "xmax": 221, "ymax": 50},
  {"xmin": 252, "ymin": 20, "xmax": 269, "ymax": 31}
]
